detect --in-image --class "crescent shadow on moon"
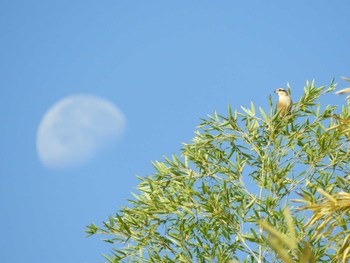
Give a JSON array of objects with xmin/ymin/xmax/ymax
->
[{"xmin": 36, "ymin": 94, "xmax": 126, "ymax": 169}]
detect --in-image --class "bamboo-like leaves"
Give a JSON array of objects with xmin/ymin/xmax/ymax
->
[
  {"xmin": 298, "ymin": 188, "xmax": 350, "ymax": 262},
  {"xmin": 260, "ymin": 209, "xmax": 316, "ymax": 263},
  {"xmin": 87, "ymin": 80, "xmax": 350, "ymax": 263}
]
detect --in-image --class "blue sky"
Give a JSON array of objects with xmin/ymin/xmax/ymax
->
[{"xmin": 1, "ymin": 1, "xmax": 350, "ymax": 262}]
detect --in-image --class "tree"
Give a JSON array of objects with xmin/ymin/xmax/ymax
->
[{"xmin": 87, "ymin": 80, "xmax": 350, "ymax": 262}]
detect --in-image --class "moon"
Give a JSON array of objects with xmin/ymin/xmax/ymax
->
[{"xmin": 36, "ymin": 94, "xmax": 126, "ymax": 169}]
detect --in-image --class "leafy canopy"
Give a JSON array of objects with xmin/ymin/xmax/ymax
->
[{"xmin": 87, "ymin": 80, "xmax": 350, "ymax": 263}]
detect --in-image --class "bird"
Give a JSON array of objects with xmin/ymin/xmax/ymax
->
[{"xmin": 274, "ymin": 88, "xmax": 292, "ymax": 117}]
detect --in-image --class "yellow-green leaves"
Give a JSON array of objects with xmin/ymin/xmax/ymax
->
[
  {"xmin": 298, "ymin": 187, "xmax": 350, "ymax": 262},
  {"xmin": 88, "ymin": 80, "xmax": 349, "ymax": 263},
  {"xmin": 260, "ymin": 209, "xmax": 316, "ymax": 263}
]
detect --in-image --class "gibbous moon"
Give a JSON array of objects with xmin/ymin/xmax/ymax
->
[{"xmin": 36, "ymin": 94, "xmax": 126, "ymax": 169}]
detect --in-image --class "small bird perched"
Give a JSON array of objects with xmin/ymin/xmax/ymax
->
[{"xmin": 274, "ymin": 88, "xmax": 292, "ymax": 117}]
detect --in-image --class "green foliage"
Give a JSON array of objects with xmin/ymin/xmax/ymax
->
[
  {"xmin": 87, "ymin": 80, "xmax": 350, "ymax": 262},
  {"xmin": 260, "ymin": 209, "xmax": 315, "ymax": 263},
  {"xmin": 299, "ymin": 188, "xmax": 350, "ymax": 262}
]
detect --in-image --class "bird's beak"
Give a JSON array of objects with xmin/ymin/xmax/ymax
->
[{"xmin": 274, "ymin": 89, "xmax": 277, "ymax": 94}]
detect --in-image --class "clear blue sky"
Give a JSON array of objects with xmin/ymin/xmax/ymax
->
[{"xmin": 1, "ymin": 1, "xmax": 349, "ymax": 262}]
